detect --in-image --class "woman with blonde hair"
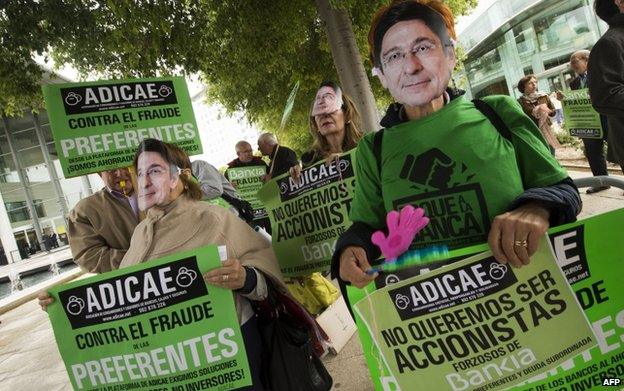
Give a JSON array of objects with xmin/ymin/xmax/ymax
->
[{"xmin": 300, "ymin": 81, "xmax": 363, "ymax": 167}]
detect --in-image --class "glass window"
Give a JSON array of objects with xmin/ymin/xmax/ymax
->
[{"xmin": 4, "ymin": 199, "xmax": 45, "ymax": 223}]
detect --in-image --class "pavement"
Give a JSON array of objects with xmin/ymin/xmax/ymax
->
[{"xmin": 0, "ymin": 169, "xmax": 621, "ymax": 391}]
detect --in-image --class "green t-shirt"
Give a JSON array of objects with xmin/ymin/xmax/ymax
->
[{"xmin": 350, "ymin": 95, "xmax": 568, "ymax": 250}]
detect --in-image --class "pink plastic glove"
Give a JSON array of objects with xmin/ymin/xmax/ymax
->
[{"xmin": 371, "ymin": 205, "xmax": 430, "ymax": 260}]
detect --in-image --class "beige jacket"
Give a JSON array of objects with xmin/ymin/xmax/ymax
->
[
  {"xmin": 68, "ymin": 189, "xmax": 138, "ymax": 273},
  {"xmin": 120, "ymin": 196, "xmax": 286, "ymax": 320}
]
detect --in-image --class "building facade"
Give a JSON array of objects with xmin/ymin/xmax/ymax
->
[
  {"xmin": 458, "ymin": 0, "xmax": 608, "ymax": 99},
  {"xmin": 0, "ymin": 102, "xmax": 101, "ymax": 264}
]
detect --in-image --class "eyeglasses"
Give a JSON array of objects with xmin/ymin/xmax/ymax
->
[
  {"xmin": 137, "ymin": 166, "xmax": 167, "ymax": 181},
  {"xmin": 381, "ymin": 41, "xmax": 453, "ymax": 70}
]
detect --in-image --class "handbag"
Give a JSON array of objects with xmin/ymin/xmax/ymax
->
[
  {"xmin": 285, "ymin": 273, "xmax": 340, "ymax": 315},
  {"xmin": 254, "ymin": 280, "xmax": 333, "ymax": 391}
]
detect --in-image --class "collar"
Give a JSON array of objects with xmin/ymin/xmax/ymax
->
[
  {"xmin": 380, "ymin": 87, "xmax": 465, "ymax": 128},
  {"xmin": 107, "ymin": 187, "xmax": 139, "ymax": 216},
  {"xmin": 146, "ymin": 195, "xmax": 187, "ymax": 222}
]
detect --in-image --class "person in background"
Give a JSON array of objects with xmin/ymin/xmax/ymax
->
[
  {"xmin": 227, "ymin": 140, "xmax": 268, "ymax": 171},
  {"xmin": 587, "ymin": 0, "xmax": 624, "ymax": 184},
  {"xmin": 286, "ymin": 81, "xmax": 363, "ymax": 315},
  {"xmin": 191, "ymin": 159, "xmax": 255, "ymax": 224},
  {"xmin": 517, "ymin": 74, "xmax": 561, "ymax": 154},
  {"xmin": 561, "ymin": 49, "xmax": 611, "ymax": 193},
  {"xmin": 66, "ymin": 168, "xmax": 138, "ymax": 273},
  {"xmin": 333, "ymin": 0, "xmax": 581, "ymax": 291},
  {"xmin": 257, "ymin": 133, "xmax": 298, "ymax": 181}
]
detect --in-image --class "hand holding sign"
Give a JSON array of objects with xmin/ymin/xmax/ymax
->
[{"xmin": 371, "ymin": 205, "xmax": 429, "ymax": 260}]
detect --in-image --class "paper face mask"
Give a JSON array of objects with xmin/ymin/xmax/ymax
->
[{"xmin": 311, "ymin": 86, "xmax": 343, "ymax": 116}]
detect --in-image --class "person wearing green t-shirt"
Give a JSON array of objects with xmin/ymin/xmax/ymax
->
[{"xmin": 331, "ymin": 0, "xmax": 581, "ymax": 290}]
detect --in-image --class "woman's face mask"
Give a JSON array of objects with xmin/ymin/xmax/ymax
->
[
  {"xmin": 136, "ymin": 151, "xmax": 180, "ymax": 210},
  {"xmin": 311, "ymin": 86, "xmax": 343, "ymax": 116}
]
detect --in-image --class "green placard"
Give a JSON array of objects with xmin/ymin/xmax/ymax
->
[
  {"xmin": 42, "ymin": 77, "xmax": 202, "ymax": 178},
  {"xmin": 349, "ymin": 209, "xmax": 624, "ymax": 391},
  {"xmin": 48, "ymin": 245, "xmax": 251, "ymax": 390},
  {"xmin": 354, "ymin": 237, "xmax": 595, "ymax": 391},
  {"xmin": 561, "ymin": 89, "xmax": 603, "ymax": 139},
  {"xmin": 257, "ymin": 151, "xmax": 356, "ymax": 277},
  {"xmin": 227, "ymin": 165, "xmax": 267, "ymax": 220}
]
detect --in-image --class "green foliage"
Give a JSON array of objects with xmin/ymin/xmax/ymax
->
[{"xmin": 1, "ymin": 0, "xmax": 477, "ymax": 153}]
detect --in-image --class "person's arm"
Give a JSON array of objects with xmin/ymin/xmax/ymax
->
[
  {"xmin": 284, "ymin": 147, "xmax": 299, "ymax": 169},
  {"xmin": 204, "ymin": 209, "xmax": 279, "ymax": 299},
  {"xmin": 331, "ymin": 135, "xmax": 386, "ymax": 288},
  {"xmin": 588, "ymin": 38, "xmax": 624, "ymax": 116},
  {"xmin": 517, "ymin": 97, "xmax": 535, "ymax": 119},
  {"xmin": 193, "ymin": 161, "xmax": 224, "ymax": 199},
  {"xmin": 484, "ymin": 96, "xmax": 582, "ymax": 266},
  {"xmin": 546, "ymin": 96, "xmax": 556, "ymax": 116},
  {"xmin": 67, "ymin": 208, "xmax": 126, "ymax": 273}
]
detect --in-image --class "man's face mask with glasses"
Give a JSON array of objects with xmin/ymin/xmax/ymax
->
[{"xmin": 136, "ymin": 151, "xmax": 182, "ymax": 211}]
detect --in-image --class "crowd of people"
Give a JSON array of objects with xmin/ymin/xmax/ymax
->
[{"xmin": 36, "ymin": 0, "xmax": 624, "ymax": 389}]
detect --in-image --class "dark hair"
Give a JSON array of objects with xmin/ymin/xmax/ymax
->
[
  {"xmin": 368, "ymin": 0, "xmax": 456, "ymax": 69},
  {"xmin": 133, "ymin": 138, "xmax": 202, "ymax": 201},
  {"xmin": 517, "ymin": 74, "xmax": 537, "ymax": 94},
  {"xmin": 308, "ymin": 81, "xmax": 363, "ymax": 159},
  {"xmin": 594, "ymin": 0, "xmax": 620, "ymax": 23}
]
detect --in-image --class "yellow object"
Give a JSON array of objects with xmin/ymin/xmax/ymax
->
[
  {"xmin": 285, "ymin": 272, "xmax": 340, "ymax": 316},
  {"xmin": 119, "ymin": 180, "xmax": 127, "ymax": 195}
]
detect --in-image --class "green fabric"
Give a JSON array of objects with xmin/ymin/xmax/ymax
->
[{"xmin": 350, "ymin": 95, "xmax": 568, "ymax": 250}]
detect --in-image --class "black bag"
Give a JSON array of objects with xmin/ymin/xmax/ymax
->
[
  {"xmin": 221, "ymin": 192, "xmax": 255, "ymax": 223},
  {"xmin": 255, "ymin": 282, "xmax": 333, "ymax": 391}
]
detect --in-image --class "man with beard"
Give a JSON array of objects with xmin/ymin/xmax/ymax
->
[{"xmin": 68, "ymin": 168, "xmax": 139, "ymax": 273}]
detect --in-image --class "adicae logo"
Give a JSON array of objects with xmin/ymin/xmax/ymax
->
[
  {"xmin": 394, "ymin": 294, "xmax": 411, "ymax": 310},
  {"xmin": 489, "ymin": 263, "xmax": 508, "ymax": 281},
  {"xmin": 175, "ymin": 267, "xmax": 197, "ymax": 288},
  {"xmin": 279, "ymin": 182, "xmax": 289, "ymax": 195},
  {"xmin": 66, "ymin": 296, "xmax": 85, "ymax": 315},
  {"xmin": 65, "ymin": 92, "xmax": 83, "ymax": 106},
  {"xmin": 158, "ymin": 85, "xmax": 173, "ymax": 97},
  {"xmin": 338, "ymin": 159, "xmax": 350, "ymax": 172}
]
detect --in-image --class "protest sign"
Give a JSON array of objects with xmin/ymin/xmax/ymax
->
[
  {"xmin": 348, "ymin": 209, "xmax": 623, "ymax": 391},
  {"xmin": 515, "ymin": 208, "xmax": 624, "ymax": 391},
  {"xmin": 227, "ymin": 165, "xmax": 268, "ymax": 220},
  {"xmin": 561, "ymin": 89, "xmax": 603, "ymax": 139},
  {"xmin": 257, "ymin": 151, "xmax": 356, "ymax": 276},
  {"xmin": 48, "ymin": 245, "xmax": 251, "ymax": 390},
  {"xmin": 42, "ymin": 77, "xmax": 202, "ymax": 177},
  {"xmin": 354, "ymin": 237, "xmax": 595, "ymax": 391}
]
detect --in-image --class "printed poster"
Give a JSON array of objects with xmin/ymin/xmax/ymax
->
[
  {"xmin": 47, "ymin": 245, "xmax": 251, "ymax": 390},
  {"xmin": 354, "ymin": 237, "xmax": 596, "ymax": 391},
  {"xmin": 561, "ymin": 89, "xmax": 603, "ymax": 139},
  {"xmin": 257, "ymin": 151, "xmax": 356, "ymax": 276},
  {"xmin": 42, "ymin": 77, "xmax": 202, "ymax": 177},
  {"xmin": 227, "ymin": 165, "xmax": 268, "ymax": 220},
  {"xmin": 348, "ymin": 209, "xmax": 624, "ymax": 391}
]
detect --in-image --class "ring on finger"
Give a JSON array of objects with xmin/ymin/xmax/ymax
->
[
  {"xmin": 514, "ymin": 239, "xmax": 528, "ymax": 248},
  {"xmin": 222, "ymin": 274, "xmax": 229, "ymax": 282}
]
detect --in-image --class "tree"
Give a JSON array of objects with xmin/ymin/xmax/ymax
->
[{"xmin": 1, "ymin": 0, "xmax": 477, "ymax": 152}]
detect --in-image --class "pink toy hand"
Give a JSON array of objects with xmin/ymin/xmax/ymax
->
[{"xmin": 371, "ymin": 205, "xmax": 429, "ymax": 260}]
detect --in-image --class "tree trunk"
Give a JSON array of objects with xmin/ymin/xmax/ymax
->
[{"xmin": 314, "ymin": 0, "xmax": 379, "ymax": 134}]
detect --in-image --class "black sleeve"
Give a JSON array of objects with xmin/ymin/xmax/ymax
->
[
  {"xmin": 507, "ymin": 177, "xmax": 582, "ymax": 227},
  {"xmin": 330, "ymin": 221, "xmax": 382, "ymax": 282},
  {"xmin": 285, "ymin": 147, "xmax": 299, "ymax": 167}
]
